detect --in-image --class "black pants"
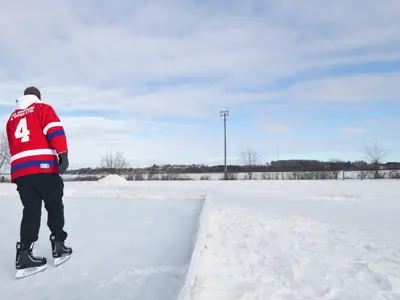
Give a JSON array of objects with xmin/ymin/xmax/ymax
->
[{"xmin": 15, "ymin": 173, "xmax": 68, "ymax": 246}]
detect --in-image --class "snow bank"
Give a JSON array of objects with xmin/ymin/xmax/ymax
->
[
  {"xmin": 97, "ymin": 174, "xmax": 128, "ymax": 186},
  {"xmin": 176, "ymin": 194, "xmax": 211, "ymax": 300},
  {"xmin": 190, "ymin": 200, "xmax": 400, "ymax": 299}
]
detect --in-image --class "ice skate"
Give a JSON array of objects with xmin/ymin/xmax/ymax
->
[
  {"xmin": 50, "ymin": 235, "xmax": 72, "ymax": 266},
  {"xmin": 15, "ymin": 242, "xmax": 47, "ymax": 279}
]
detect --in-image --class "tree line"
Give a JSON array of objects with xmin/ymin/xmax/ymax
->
[
  {"xmin": 67, "ymin": 160, "xmax": 400, "ymax": 175},
  {"xmin": 65, "ymin": 144, "xmax": 398, "ymax": 178}
]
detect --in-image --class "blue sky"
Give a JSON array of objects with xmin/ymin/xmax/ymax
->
[{"xmin": 0, "ymin": 0, "xmax": 399, "ymax": 169}]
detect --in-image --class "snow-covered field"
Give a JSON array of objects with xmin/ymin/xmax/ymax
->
[{"xmin": 1, "ymin": 175, "xmax": 400, "ymax": 299}]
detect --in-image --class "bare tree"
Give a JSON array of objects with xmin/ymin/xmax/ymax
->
[
  {"xmin": 365, "ymin": 144, "xmax": 387, "ymax": 179},
  {"xmin": 240, "ymin": 148, "xmax": 259, "ymax": 179},
  {"xmin": 0, "ymin": 131, "xmax": 10, "ymax": 173},
  {"xmin": 100, "ymin": 151, "xmax": 129, "ymax": 175}
]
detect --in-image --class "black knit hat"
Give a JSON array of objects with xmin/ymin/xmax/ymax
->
[{"xmin": 24, "ymin": 86, "xmax": 41, "ymax": 100}]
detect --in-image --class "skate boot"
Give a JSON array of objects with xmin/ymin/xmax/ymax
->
[
  {"xmin": 15, "ymin": 242, "xmax": 47, "ymax": 279},
  {"xmin": 50, "ymin": 234, "xmax": 72, "ymax": 266}
]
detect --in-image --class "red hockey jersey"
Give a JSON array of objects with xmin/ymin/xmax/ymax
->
[{"xmin": 6, "ymin": 95, "xmax": 68, "ymax": 182}]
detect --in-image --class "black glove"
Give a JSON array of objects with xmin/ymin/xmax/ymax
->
[{"xmin": 58, "ymin": 152, "xmax": 69, "ymax": 174}]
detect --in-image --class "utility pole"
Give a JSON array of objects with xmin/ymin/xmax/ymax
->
[{"xmin": 220, "ymin": 110, "xmax": 229, "ymax": 180}]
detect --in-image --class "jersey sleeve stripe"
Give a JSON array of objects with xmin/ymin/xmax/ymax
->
[
  {"xmin": 47, "ymin": 129, "xmax": 65, "ymax": 141},
  {"xmin": 11, "ymin": 159, "xmax": 58, "ymax": 173},
  {"xmin": 10, "ymin": 149, "xmax": 58, "ymax": 163},
  {"xmin": 43, "ymin": 122, "xmax": 63, "ymax": 135}
]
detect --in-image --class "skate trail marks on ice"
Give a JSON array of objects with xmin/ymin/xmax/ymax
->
[{"xmin": 0, "ymin": 195, "xmax": 203, "ymax": 300}]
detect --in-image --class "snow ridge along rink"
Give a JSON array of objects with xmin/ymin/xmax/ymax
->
[
  {"xmin": 1, "ymin": 177, "xmax": 400, "ymax": 299},
  {"xmin": 176, "ymin": 194, "xmax": 211, "ymax": 300}
]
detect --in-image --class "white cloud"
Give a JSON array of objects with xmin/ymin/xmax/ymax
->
[
  {"xmin": 1, "ymin": 0, "xmax": 398, "ymax": 86},
  {"xmin": 341, "ymin": 127, "xmax": 366, "ymax": 134},
  {"xmin": 255, "ymin": 117, "xmax": 293, "ymax": 134},
  {"xmin": 59, "ymin": 115, "xmax": 220, "ymax": 168},
  {"xmin": 266, "ymin": 72, "xmax": 400, "ymax": 103},
  {"xmin": 0, "ymin": 0, "xmax": 399, "ymax": 168}
]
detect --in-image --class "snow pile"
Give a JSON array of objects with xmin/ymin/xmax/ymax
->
[{"xmin": 97, "ymin": 174, "xmax": 128, "ymax": 186}]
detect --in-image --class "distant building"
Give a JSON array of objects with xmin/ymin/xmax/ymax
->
[{"xmin": 385, "ymin": 162, "xmax": 400, "ymax": 169}]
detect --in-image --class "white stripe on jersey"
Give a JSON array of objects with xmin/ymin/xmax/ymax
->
[
  {"xmin": 10, "ymin": 149, "xmax": 58, "ymax": 163},
  {"xmin": 43, "ymin": 122, "xmax": 63, "ymax": 135}
]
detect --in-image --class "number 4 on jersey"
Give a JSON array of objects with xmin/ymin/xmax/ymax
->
[{"xmin": 15, "ymin": 117, "xmax": 30, "ymax": 142}]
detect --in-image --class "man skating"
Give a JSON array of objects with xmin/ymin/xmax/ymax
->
[{"xmin": 6, "ymin": 86, "xmax": 72, "ymax": 278}]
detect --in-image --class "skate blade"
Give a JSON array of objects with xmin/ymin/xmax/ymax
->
[
  {"xmin": 54, "ymin": 255, "xmax": 71, "ymax": 266},
  {"xmin": 15, "ymin": 265, "xmax": 47, "ymax": 279}
]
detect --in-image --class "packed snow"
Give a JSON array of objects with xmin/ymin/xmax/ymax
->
[
  {"xmin": 97, "ymin": 174, "xmax": 128, "ymax": 186},
  {"xmin": 1, "ymin": 179, "xmax": 400, "ymax": 299}
]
